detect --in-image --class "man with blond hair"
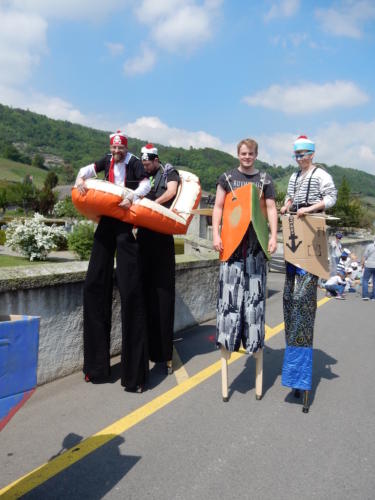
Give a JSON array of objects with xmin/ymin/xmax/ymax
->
[{"xmin": 212, "ymin": 138, "xmax": 277, "ymax": 356}]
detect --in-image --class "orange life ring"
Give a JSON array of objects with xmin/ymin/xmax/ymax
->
[{"xmin": 71, "ymin": 170, "xmax": 201, "ymax": 235}]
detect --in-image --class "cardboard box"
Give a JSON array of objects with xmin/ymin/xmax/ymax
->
[{"xmin": 282, "ymin": 214, "xmax": 330, "ymax": 279}]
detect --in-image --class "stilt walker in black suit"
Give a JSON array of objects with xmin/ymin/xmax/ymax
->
[
  {"xmin": 75, "ymin": 131, "xmax": 151, "ymax": 392},
  {"xmin": 137, "ymin": 144, "xmax": 180, "ymax": 375}
]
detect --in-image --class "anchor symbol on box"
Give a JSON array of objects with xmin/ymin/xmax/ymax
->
[{"xmin": 286, "ymin": 216, "xmax": 302, "ymax": 253}]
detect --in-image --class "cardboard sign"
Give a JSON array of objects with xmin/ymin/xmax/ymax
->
[
  {"xmin": 282, "ymin": 214, "xmax": 330, "ymax": 279},
  {"xmin": 220, "ymin": 183, "xmax": 270, "ymax": 262}
]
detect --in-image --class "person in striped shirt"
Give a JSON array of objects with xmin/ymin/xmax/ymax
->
[{"xmin": 280, "ymin": 135, "xmax": 337, "ymax": 413}]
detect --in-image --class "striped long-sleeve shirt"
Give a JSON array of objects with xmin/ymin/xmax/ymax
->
[{"xmin": 285, "ymin": 166, "xmax": 337, "ymax": 210}]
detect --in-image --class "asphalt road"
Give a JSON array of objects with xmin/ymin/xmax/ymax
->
[{"xmin": 1, "ymin": 273, "xmax": 374, "ymax": 500}]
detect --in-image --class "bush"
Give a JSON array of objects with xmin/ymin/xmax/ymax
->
[
  {"xmin": 53, "ymin": 232, "xmax": 69, "ymax": 251},
  {"xmin": 0, "ymin": 229, "xmax": 6, "ymax": 246},
  {"xmin": 68, "ymin": 221, "xmax": 95, "ymax": 260},
  {"xmin": 53, "ymin": 198, "xmax": 81, "ymax": 219},
  {"xmin": 5, "ymin": 212, "xmax": 67, "ymax": 261}
]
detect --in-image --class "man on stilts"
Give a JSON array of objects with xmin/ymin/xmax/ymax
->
[
  {"xmin": 280, "ymin": 135, "xmax": 337, "ymax": 412},
  {"xmin": 75, "ymin": 131, "xmax": 151, "ymax": 393},
  {"xmin": 212, "ymin": 138, "xmax": 278, "ymax": 401},
  {"xmin": 137, "ymin": 144, "xmax": 180, "ymax": 375}
]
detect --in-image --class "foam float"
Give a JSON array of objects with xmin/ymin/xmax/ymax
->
[{"xmin": 72, "ymin": 170, "xmax": 201, "ymax": 235}]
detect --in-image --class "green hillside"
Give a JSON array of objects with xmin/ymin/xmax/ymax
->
[
  {"xmin": 0, "ymin": 157, "xmax": 48, "ymax": 188},
  {"xmin": 1, "ymin": 103, "xmax": 375, "ymax": 198}
]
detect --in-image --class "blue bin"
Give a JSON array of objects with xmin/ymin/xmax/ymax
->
[{"xmin": 0, "ymin": 315, "xmax": 40, "ymax": 430}]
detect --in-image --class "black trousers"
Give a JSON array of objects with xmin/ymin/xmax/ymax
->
[
  {"xmin": 137, "ymin": 228, "xmax": 175, "ymax": 363},
  {"xmin": 83, "ymin": 216, "xmax": 148, "ymax": 389}
]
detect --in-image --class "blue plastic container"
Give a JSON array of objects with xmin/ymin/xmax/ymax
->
[{"xmin": 0, "ymin": 315, "xmax": 40, "ymax": 430}]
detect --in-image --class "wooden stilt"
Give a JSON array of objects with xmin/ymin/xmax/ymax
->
[
  {"xmin": 302, "ymin": 390, "xmax": 309, "ymax": 413},
  {"xmin": 254, "ymin": 348, "xmax": 263, "ymax": 400},
  {"xmin": 166, "ymin": 360, "xmax": 173, "ymax": 375},
  {"xmin": 221, "ymin": 347, "xmax": 231, "ymax": 402}
]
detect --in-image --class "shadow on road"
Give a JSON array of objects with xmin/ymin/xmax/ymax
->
[
  {"xmin": 14, "ymin": 433, "xmax": 141, "ymax": 500},
  {"xmin": 228, "ymin": 347, "xmax": 338, "ymax": 408}
]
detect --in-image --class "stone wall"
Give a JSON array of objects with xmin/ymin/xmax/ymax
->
[{"xmin": 0, "ymin": 256, "xmax": 219, "ymax": 385}]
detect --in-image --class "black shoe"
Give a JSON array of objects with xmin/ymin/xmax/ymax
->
[{"xmin": 124, "ymin": 385, "xmax": 144, "ymax": 393}]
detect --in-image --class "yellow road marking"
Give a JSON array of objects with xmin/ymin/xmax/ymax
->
[{"xmin": 0, "ymin": 297, "xmax": 331, "ymax": 498}]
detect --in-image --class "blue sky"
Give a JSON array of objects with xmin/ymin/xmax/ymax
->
[{"xmin": 1, "ymin": 0, "xmax": 375, "ymax": 174}]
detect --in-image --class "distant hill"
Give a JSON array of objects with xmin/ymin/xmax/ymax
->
[
  {"xmin": 1, "ymin": 103, "xmax": 375, "ymax": 198},
  {"xmin": 0, "ymin": 157, "xmax": 48, "ymax": 188}
]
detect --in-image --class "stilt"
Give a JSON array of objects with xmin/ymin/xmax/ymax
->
[
  {"xmin": 294, "ymin": 388, "xmax": 300, "ymax": 398},
  {"xmin": 166, "ymin": 360, "xmax": 173, "ymax": 375},
  {"xmin": 254, "ymin": 348, "xmax": 263, "ymax": 400},
  {"xmin": 221, "ymin": 347, "xmax": 231, "ymax": 402},
  {"xmin": 302, "ymin": 390, "xmax": 309, "ymax": 413}
]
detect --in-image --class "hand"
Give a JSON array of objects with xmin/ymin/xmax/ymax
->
[
  {"xmin": 268, "ymin": 236, "xmax": 277, "ymax": 254},
  {"xmin": 296, "ymin": 207, "xmax": 309, "ymax": 218},
  {"xmin": 118, "ymin": 198, "xmax": 132, "ymax": 210},
  {"xmin": 213, "ymin": 234, "xmax": 223, "ymax": 252},
  {"xmin": 76, "ymin": 178, "xmax": 87, "ymax": 195},
  {"xmin": 280, "ymin": 205, "xmax": 288, "ymax": 215}
]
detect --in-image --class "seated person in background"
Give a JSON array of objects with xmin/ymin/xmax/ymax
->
[{"xmin": 324, "ymin": 271, "xmax": 347, "ymax": 299}]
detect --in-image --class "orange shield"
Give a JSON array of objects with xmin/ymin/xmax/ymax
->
[{"xmin": 220, "ymin": 184, "xmax": 252, "ymax": 261}]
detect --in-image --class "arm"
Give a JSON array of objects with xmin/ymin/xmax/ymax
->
[
  {"xmin": 280, "ymin": 175, "xmax": 295, "ymax": 214},
  {"xmin": 297, "ymin": 170, "xmax": 337, "ymax": 217},
  {"xmin": 119, "ymin": 158, "xmax": 151, "ymax": 209},
  {"xmin": 155, "ymin": 180, "xmax": 178, "ymax": 205},
  {"xmin": 361, "ymin": 246, "xmax": 370, "ymax": 267},
  {"xmin": 265, "ymin": 198, "xmax": 278, "ymax": 254},
  {"xmin": 119, "ymin": 178, "xmax": 151, "ymax": 209},
  {"xmin": 296, "ymin": 200, "xmax": 326, "ymax": 217},
  {"xmin": 212, "ymin": 184, "xmax": 226, "ymax": 252},
  {"xmin": 280, "ymin": 198, "xmax": 293, "ymax": 215},
  {"xmin": 75, "ymin": 164, "xmax": 97, "ymax": 194}
]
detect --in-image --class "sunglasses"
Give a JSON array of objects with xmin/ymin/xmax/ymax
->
[{"xmin": 294, "ymin": 152, "xmax": 313, "ymax": 160}]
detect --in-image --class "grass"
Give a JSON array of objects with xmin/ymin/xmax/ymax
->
[
  {"xmin": 0, "ymin": 254, "xmax": 46, "ymax": 267},
  {"xmin": 0, "ymin": 157, "xmax": 48, "ymax": 188}
]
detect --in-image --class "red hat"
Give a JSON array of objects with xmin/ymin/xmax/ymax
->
[
  {"xmin": 141, "ymin": 143, "xmax": 158, "ymax": 160},
  {"xmin": 109, "ymin": 130, "xmax": 128, "ymax": 146}
]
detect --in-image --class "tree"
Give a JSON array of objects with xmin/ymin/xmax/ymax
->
[
  {"xmin": 32, "ymin": 153, "xmax": 45, "ymax": 169},
  {"xmin": 2, "ymin": 143, "xmax": 22, "ymax": 162},
  {"xmin": 44, "ymin": 171, "xmax": 59, "ymax": 190},
  {"xmin": 328, "ymin": 176, "xmax": 365, "ymax": 228},
  {"xmin": 0, "ymin": 188, "xmax": 7, "ymax": 213},
  {"xmin": 62, "ymin": 163, "xmax": 76, "ymax": 183}
]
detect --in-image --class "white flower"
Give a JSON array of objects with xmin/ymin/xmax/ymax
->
[{"xmin": 6, "ymin": 213, "xmax": 67, "ymax": 261}]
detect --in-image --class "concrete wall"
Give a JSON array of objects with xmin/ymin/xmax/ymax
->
[{"xmin": 0, "ymin": 256, "xmax": 219, "ymax": 385}]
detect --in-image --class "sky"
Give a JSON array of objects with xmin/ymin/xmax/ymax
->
[{"xmin": 1, "ymin": 0, "xmax": 375, "ymax": 175}]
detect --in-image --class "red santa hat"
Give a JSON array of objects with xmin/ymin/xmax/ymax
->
[
  {"xmin": 141, "ymin": 143, "xmax": 158, "ymax": 160},
  {"xmin": 109, "ymin": 130, "xmax": 128, "ymax": 146}
]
